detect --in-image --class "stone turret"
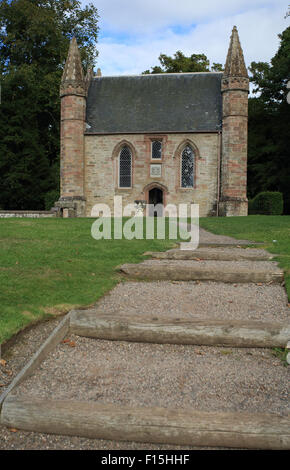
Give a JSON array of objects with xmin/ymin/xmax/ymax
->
[
  {"xmin": 219, "ymin": 26, "xmax": 249, "ymax": 216},
  {"xmin": 57, "ymin": 37, "xmax": 87, "ymax": 217}
]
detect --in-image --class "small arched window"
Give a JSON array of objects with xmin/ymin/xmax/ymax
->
[
  {"xmin": 151, "ymin": 140, "xmax": 162, "ymax": 159},
  {"xmin": 181, "ymin": 145, "xmax": 194, "ymax": 188},
  {"xmin": 119, "ymin": 146, "xmax": 132, "ymax": 188}
]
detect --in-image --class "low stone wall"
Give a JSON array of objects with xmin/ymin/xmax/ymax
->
[{"xmin": 0, "ymin": 211, "xmax": 56, "ymax": 218}]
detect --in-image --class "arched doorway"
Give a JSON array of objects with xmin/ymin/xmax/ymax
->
[{"xmin": 148, "ymin": 187, "xmax": 163, "ymax": 216}]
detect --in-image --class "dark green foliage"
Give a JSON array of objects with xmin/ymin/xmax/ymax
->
[
  {"xmin": 143, "ymin": 50, "xmax": 223, "ymax": 74},
  {"xmin": 248, "ymin": 192, "xmax": 283, "ymax": 215},
  {"xmin": 44, "ymin": 189, "xmax": 60, "ymax": 211},
  {"xmin": 0, "ymin": 0, "xmax": 99, "ymax": 210},
  {"xmin": 248, "ymin": 27, "xmax": 290, "ymax": 213}
]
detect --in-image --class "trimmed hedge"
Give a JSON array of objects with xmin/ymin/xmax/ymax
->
[{"xmin": 248, "ymin": 191, "xmax": 283, "ymax": 215}]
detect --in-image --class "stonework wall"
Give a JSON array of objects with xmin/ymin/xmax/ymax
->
[
  {"xmin": 221, "ymin": 87, "xmax": 248, "ymax": 201},
  {"xmin": 60, "ymin": 94, "xmax": 86, "ymax": 198},
  {"xmin": 220, "ymin": 78, "xmax": 248, "ymax": 216},
  {"xmin": 221, "ymin": 114, "xmax": 247, "ymax": 198},
  {"xmin": 84, "ymin": 133, "xmax": 220, "ymax": 218},
  {"xmin": 0, "ymin": 211, "xmax": 56, "ymax": 218}
]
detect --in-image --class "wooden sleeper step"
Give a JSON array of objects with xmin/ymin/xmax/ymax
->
[
  {"xmin": 119, "ymin": 262, "xmax": 284, "ymax": 284},
  {"xmin": 70, "ymin": 311, "xmax": 290, "ymax": 348},
  {"xmin": 1, "ymin": 396, "xmax": 289, "ymax": 449}
]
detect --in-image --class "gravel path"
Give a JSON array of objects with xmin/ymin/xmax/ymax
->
[
  {"xmin": 1, "ymin": 229, "xmax": 289, "ymax": 450},
  {"xmin": 161, "ymin": 246, "xmax": 273, "ymax": 259},
  {"xmin": 0, "ymin": 319, "xmax": 200, "ymax": 450},
  {"xmin": 91, "ymin": 281, "xmax": 289, "ymax": 322},
  {"xmin": 140, "ymin": 259, "xmax": 280, "ymax": 271},
  {"xmin": 11, "ymin": 336, "xmax": 289, "ymax": 417},
  {"xmin": 187, "ymin": 223, "xmax": 257, "ymax": 245},
  {"xmin": 0, "ymin": 318, "xmax": 62, "ymax": 392}
]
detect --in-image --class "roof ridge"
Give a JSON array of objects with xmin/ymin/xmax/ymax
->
[{"xmin": 92, "ymin": 71, "xmax": 223, "ymax": 79}]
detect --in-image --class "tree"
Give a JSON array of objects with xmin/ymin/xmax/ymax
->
[
  {"xmin": 0, "ymin": 0, "xmax": 99, "ymax": 210},
  {"xmin": 143, "ymin": 50, "xmax": 223, "ymax": 74},
  {"xmin": 248, "ymin": 26, "xmax": 290, "ymax": 213}
]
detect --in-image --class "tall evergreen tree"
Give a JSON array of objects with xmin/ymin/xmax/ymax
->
[
  {"xmin": 0, "ymin": 0, "xmax": 99, "ymax": 209},
  {"xmin": 248, "ymin": 26, "xmax": 290, "ymax": 213}
]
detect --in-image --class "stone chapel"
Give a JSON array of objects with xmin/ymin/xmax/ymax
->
[{"xmin": 56, "ymin": 26, "xmax": 249, "ymax": 217}]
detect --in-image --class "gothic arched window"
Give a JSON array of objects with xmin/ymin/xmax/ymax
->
[
  {"xmin": 181, "ymin": 145, "xmax": 194, "ymax": 188},
  {"xmin": 119, "ymin": 146, "xmax": 132, "ymax": 188}
]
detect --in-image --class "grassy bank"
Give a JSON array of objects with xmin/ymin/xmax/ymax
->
[
  {"xmin": 199, "ymin": 215, "xmax": 290, "ymax": 299},
  {"xmin": 0, "ymin": 218, "xmax": 178, "ymax": 344}
]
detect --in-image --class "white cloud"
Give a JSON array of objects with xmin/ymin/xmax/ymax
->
[
  {"xmin": 81, "ymin": 0, "xmax": 289, "ymax": 76},
  {"xmin": 91, "ymin": 0, "xmax": 283, "ymax": 35}
]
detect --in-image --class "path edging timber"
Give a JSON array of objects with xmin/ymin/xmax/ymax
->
[{"xmin": 0, "ymin": 312, "xmax": 72, "ymax": 412}]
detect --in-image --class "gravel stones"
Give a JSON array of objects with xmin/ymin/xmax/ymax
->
[
  {"xmin": 11, "ymin": 336, "xmax": 290, "ymax": 416},
  {"xmin": 92, "ymin": 280, "xmax": 289, "ymax": 322}
]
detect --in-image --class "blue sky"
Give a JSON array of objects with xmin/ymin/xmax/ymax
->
[{"xmin": 82, "ymin": 0, "xmax": 289, "ymax": 76}]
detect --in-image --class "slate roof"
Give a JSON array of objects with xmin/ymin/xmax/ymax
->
[{"xmin": 85, "ymin": 72, "xmax": 223, "ymax": 134}]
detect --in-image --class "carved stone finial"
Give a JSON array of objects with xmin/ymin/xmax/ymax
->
[
  {"xmin": 60, "ymin": 37, "xmax": 86, "ymax": 96},
  {"xmin": 96, "ymin": 68, "xmax": 102, "ymax": 77},
  {"xmin": 224, "ymin": 26, "xmax": 248, "ymax": 78}
]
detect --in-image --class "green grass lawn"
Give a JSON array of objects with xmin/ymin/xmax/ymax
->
[
  {"xmin": 0, "ymin": 215, "xmax": 289, "ymax": 345},
  {"xmin": 199, "ymin": 215, "xmax": 290, "ymax": 299},
  {"xmin": 0, "ymin": 217, "xmax": 179, "ymax": 345}
]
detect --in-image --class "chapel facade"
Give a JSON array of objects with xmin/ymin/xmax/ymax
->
[{"xmin": 56, "ymin": 26, "xmax": 249, "ymax": 218}]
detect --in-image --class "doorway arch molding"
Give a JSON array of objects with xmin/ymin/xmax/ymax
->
[
  {"xmin": 142, "ymin": 182, "xmax": 169, "ymax": 211},
  {"xmin": 142, "ymin": 181, "xmax": 169, "ymax": 206},
  {"xmin": 142, "ymin": 182, "xmax": 169, "ymax": 196}
]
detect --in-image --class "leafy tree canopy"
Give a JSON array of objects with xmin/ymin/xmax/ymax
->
[
  {"xmin": 143, "ymin": 50, "xmax": 223, "ymax": 74},
  {"xmin": 249, "ymin": 27, "xmax": 290, "ymax": 104}
]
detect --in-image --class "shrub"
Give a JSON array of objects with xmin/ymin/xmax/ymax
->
[
  {"xmin": 44, "ymin": 189, "xmax": 60, "ymax": 211},
  {"xmin": 248, "ymin": 191, "xmax": 283, "ymax": 215}
]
